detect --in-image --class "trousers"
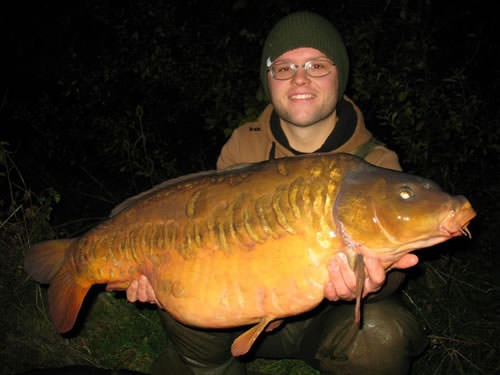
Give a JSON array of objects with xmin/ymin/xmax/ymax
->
[{"xmin": 151, "ymin": 296, "xmax": 427, "ymax": 375}]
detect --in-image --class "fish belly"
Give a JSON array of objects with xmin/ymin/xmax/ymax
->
[{"xmin": 152, "ymin": 235, "xmax": 331, "ymax": 329}]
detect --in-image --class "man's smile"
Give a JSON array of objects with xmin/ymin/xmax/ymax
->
[{"xmin": 289, "ymin": 93, "xmax": 316, "ymax": 100}]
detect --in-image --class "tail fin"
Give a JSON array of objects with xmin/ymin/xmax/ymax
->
[
  {"xmin": 24, "ymin": 239, "xmax": 90, "ymax": 333},
  {"xmin": 24, "ymin": 239, "xmax": 75, "ymax": 283},
  {"xmin": 49, "ymin": 264, "xmax": 90, "ymax": 332}
]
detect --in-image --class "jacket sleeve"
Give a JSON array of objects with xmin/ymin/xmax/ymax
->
[
  {"xmin": 365, "ymin": 146, "xmax": 402, "ymax": 171},
  {"xmin": 217, "ymin": 124, "xmax": 272, "ymax": 170},
  {"xmin": 217, "ymin": 129, "xmax": 242, "ymax": 170}
]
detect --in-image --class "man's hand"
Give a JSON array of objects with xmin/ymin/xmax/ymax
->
[
  {"xmin": 324, "ymin": 253, "xmax": 418, "ymax": 301},
  {"xmin": 125, "ymin": 275, "xmax": 163, "ymax": 308}
]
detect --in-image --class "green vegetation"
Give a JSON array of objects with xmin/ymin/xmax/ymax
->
[{"xmin": 2, "ymin": 1, "xmax": 498, "ymax": 374}]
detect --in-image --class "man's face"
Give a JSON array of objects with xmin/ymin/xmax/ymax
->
[{"xmin": 268, "ymin": 47, "xmax": 339, "ymax": 128}]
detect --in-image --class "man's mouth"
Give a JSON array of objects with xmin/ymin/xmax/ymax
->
[{"xmin": 289, "ymin": 93, "xmax": 314, "ymax": 100}]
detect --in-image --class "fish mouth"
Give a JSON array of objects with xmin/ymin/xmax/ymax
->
[{"xmin": 439, "ymin": 198, "xmax": 476, "ymax": 238}]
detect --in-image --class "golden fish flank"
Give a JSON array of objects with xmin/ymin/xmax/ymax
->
[
  {"xmin": 156, "ymin": 279, "xmax": 184, "ymax": 298},
  {"xmin": 24, "ymin": 153, "xmax": 476, "ymax": 357}
]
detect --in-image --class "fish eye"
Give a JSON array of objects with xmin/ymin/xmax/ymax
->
[{"xmin": 399, "ymin": 186, "xmax": 414, "ymax": 200}]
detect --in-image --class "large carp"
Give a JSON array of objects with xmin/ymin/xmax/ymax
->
[{"xmin": 24, "ymin": 153, "xmax": 475, "ymax": 356}]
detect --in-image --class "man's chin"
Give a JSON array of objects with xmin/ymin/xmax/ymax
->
[
  {"xmin": 282, "ymin": 115, "xmax": 328, "ymax": 128},
  {"xmin": 275, "ymin": 106, "xmax": 336, "ymax": 128}
]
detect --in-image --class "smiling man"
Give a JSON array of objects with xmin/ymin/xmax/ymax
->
[
  {"xmin": 217, "ymin": 14, "xmax": 401, "ymax": 171},
  {"xmin": 127, "ymin": 11, "xmax": 427, "ymax": 375}
]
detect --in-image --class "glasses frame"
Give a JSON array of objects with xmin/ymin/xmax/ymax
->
[{"xmin": 267, "ymin": 58, "xmax": 336, "ymax": 80}]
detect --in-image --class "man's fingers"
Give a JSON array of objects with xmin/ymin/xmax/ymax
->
[
  {"xmin": 137, "ymin": 275, "xmax": 150, "ymax": 303},
  {"xmin": 324, "ymin": 280, "xmax": 339, "ymax": 301},
  {"xmin": 392, "ymin": 254, "xmax": 419, "ymax": 270},
  {"xmin": 126, "ymin": 280, "xmax": 139, "ymax": 303},
  {"xmin": 325, "ymin": 253, "xmax": 418, "ymax": 302},
  {"xmin": 105, "ymin": 282, "xmax": 126, "ymax": 291},
  {"xmin": 362, "ymin": 256, "xmax": 386, "ymax": 296},
  {"xmin": 125, "ymin": 275, "xmax": 162, "ymax": 306},
  {"xmin": 146, "ymin": 282, "xmax": 158, "ymax": 304},
  {"xmin": 364, "ymin": 257, "xmax": 386, "ymax": 285},
  {"xmin": 336, "ymin": 253, "xmax": 358, "ymax": 294},
  {"xmin": 325, "ymin": 254, "xmax": 356, "ymax": 301},
  {"xmin": 325, "ymin": 257, "xmax": 344, "ymax": 301}
]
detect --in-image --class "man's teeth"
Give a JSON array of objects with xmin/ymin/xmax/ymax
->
[{"xmin": 291, "ymin": 94, "xmax": 313, "ymax": 99}]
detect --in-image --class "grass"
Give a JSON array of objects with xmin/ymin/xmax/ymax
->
[
  {"xmin": 406, "ymin": 248, "xmax": 499, "ymax": 375},
  {"xmin": 1, "ymin": 176, "xmax": 498, "ymax": 375}
]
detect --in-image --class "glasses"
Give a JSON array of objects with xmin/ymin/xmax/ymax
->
[{"xmin": 267, "ymin": 58, "xmax": 336, "ymax": 80}]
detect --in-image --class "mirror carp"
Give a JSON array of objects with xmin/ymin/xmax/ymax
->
[{"xmin": 24, "ymin": 153, "xmax": 476, "ymax": 356}]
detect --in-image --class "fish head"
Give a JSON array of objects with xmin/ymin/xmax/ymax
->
[{"xmin": 334, "ymin": 164, "xmax": 476, "ymax": 262}]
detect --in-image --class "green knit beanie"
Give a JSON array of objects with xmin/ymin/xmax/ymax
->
[{"xmin": 260, "ymin": 11, "xmax": 349, "ymax": 104}]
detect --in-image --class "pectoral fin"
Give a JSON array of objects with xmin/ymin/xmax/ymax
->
[
  {"xmin": 353, "ymin": 253, "xmax": 365, "ymax": 326},
  {"xmin": 231, "ymin": 316, "xmax": 275, "ymax": 356}
]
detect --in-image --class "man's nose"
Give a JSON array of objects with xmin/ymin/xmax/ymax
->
[{"xmin": 291, "ymin": 66, "xmax": 310, "ymax": 84}]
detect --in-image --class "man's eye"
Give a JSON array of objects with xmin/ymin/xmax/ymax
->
[
  {"xmin": 310, "ymin": 62, "xmax": 327, "ymax": 71},
  {"xmin": 277, "ymin": 65, "xmax": 290, "ymax": 73}
]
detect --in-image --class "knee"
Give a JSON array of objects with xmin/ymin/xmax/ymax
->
[
  {"xmin": 155, "ymin": 310, "xmax": 247, "ymax": 374},
  {"xmin": 312, "ymin": 299, "xmax": 428, "ymax": 375},
  {"xmin": 358, "ymin": 299, "xmax": 427, "ymax": 354},
  {"xmin": 151, "ymin": 345, "xmax": 246, "ymax": 375}
]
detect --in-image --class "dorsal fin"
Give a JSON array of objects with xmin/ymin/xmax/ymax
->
[{"xmin": 110, "ymin": 170, "xmax": 216, "ymax": 217}]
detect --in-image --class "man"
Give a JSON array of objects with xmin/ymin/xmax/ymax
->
[{"xmin": 126, "ymin": 11, "xmax": 427, "ymax": 374}]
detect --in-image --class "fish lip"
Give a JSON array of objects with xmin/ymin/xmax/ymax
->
[{"xmin": 439, "ymin": 207, "xmax": 477, "ymax": 237}]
